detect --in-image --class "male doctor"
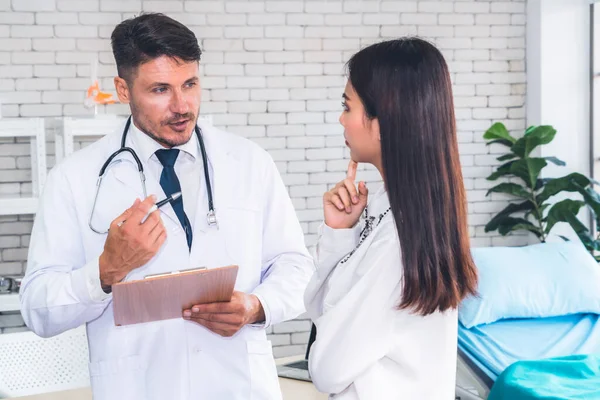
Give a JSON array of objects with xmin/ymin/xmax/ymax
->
[{"xmin": 20, "ymin": 13, "xmax": 314, "ymax": 400}]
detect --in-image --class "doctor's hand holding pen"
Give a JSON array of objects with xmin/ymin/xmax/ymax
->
[
  {"xmin": 323, "ymin": 160, "xmax": 369, "ymax": 229},
  {"xmin": 98, "ymin": 195, "xmax": 167, "ymax": 293}
]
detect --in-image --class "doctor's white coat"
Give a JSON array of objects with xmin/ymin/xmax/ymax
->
[{"xmin": 20, "ymin": 119, "xmax": 314, "ymax": 400}]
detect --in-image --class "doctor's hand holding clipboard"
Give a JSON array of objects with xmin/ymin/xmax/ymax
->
[{"xmin": 181, "ymin": 291, "xmax": 265, "ymax": 337}]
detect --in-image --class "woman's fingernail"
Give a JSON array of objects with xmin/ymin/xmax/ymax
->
[
  {"xmin": 183, "ymin": 310, "xmax": 191, "ymax": 317},
  {"xmin": 192, "ymin": 307, "xmax": 199, "ymax": 313},
  {"xmin": 353, "ymin": 196, "xmax": 359, "ymax": 203}
]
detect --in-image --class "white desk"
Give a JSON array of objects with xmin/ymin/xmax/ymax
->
[{"xmin": 10, "ymin": 356, "xmax": 327, "ymax": 400}]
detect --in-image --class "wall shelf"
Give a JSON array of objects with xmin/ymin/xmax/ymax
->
[
  {"xmin": 0, "ymin": 198, "xmax": 38, "ymax": 216},
  {"xmin": 54, "ymin": 115, "xmax": 127, "ymax": 163},
  {"xmin": 0, "ymin": 294, "xmax": 20, "ymax": 313},
  {"xmin": 0, "ymin": 118, "xmax": 46, "ymax": 216}
]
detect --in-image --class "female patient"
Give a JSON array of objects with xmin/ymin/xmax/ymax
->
[{"xmin": 304, "ymin": 38, "xmax": 478, "ymax": 399}]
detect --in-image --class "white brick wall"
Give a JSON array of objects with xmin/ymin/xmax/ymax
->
[{"xmin": 0, "ymin": 0, "xmax": 527, "ymax": 354}]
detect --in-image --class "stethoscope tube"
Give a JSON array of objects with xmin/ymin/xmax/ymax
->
[{"xmin": 196, "ymin": 120, "xmax": 215, "ymax": 220}]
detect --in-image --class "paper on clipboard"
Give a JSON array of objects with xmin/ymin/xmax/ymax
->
[{"xmin": 112, "ymin": 265, "xmax": 238, "ymax": 326}]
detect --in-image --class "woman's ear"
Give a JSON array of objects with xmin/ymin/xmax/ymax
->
[{"xmin": 371, "ymin": 117, "xmax": 381, "ymax": 141}]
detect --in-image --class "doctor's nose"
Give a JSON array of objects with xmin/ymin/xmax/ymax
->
[{"xmin": 170, "ymin": 90, "xmax": 190, "ymax": 115}]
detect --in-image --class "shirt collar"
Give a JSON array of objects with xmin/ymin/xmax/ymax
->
[
  {"xmin": 367, "ymin": 185, "xmax": 390, "ymax": 216},
  {"xmin": 129, "ymin": 119, "xmax": 199, "ymax": 163}
]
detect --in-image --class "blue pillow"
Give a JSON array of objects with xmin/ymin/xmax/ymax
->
[{"xmin": 459, "ymin": 241, "xmax": 600, "ymax": 328}]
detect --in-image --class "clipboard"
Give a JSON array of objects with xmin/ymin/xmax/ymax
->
[{"xmin": 112, "ymin": 265, "xmax": 239, "ymax": 326}]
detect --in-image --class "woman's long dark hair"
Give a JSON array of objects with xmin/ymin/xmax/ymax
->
[{"xmin": 347, "ymin": 38, "xmax": 477, "ymax": 316}]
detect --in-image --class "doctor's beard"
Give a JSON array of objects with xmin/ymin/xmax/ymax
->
[{"xmin": 130, "ymin": 103, "xmax": 199, "ymax": 148}]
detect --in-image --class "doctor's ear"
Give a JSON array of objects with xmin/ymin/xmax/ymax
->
[{"xmin": 114, "ymin": 76, "xmax": 131, "ymax": 104}]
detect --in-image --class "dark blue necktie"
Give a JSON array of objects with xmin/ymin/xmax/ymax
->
[{"xmin": 155, "ymin": 149, "xmax": 193, "ymax": 250}]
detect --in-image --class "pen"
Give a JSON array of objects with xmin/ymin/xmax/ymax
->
[
  {"xmin": 140, "ymin": 191, "xmax": 182, "ymax": 223},
  {"xmin": 118, "ymin": 192, "xmax": 182, "ymax": 226},
  {"xmin": 147, "ymin": 191, "xmax": 182, "ymax": 214}
]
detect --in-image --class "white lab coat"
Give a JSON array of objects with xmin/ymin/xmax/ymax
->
[
  {"xmin": 20, "ymin": 119, "xmax": 314, "ymax": 400},
  {"xmin": 304, "ymin": 187, "xmax": 458, "ymax": 399}
]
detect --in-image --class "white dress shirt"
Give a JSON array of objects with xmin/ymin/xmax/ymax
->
[{"xmin": 304, "ymin": 187, "xmax": 458, "ymax": 399}]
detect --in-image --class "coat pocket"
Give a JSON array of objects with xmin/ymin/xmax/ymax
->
[
  {"xmin": 89, "ymin": 355, "xmax": 146, "ymax": 400},
  {"xmin": 221, "ymin": 206, "xmax": 261, "ymax": 260},
  {"xmin": 247, "ymin": 340, "xmax": 282, "ymax": 400}
]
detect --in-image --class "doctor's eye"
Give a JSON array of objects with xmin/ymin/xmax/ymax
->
[
  {"xmin": 152, "ymin": 86, "xmax": 168, "ymax": 94},
  {"xmin": 184, "ymin": 82, "xmax": 197, "ymax": 89}
]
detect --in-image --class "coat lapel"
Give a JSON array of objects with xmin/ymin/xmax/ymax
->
[{"xmin": 191, "ymin": 120, "xmax": 239, "ymax": 234}]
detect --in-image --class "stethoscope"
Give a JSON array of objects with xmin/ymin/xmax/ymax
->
[{"xmin": 89, "ymin": 115, "xmax": 217, "ymax": 234}]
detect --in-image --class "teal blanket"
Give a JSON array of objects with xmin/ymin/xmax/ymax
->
[{"xmin": 488, "ymin": 355, "xmax": 600, "ymax": 400}]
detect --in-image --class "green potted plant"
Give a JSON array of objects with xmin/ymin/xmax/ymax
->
[{"xmin": 482, "ymin": 123, "xmax": 600, "ymax": 260}]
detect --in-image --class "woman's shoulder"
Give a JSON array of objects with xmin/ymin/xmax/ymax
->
[
  {"xmin": 352, "ymin": 217, "xmax": 402, "ymax": 279},
  {"xmin": 369, "ymin": 216, "xmax": 400, "ymax": 252}
]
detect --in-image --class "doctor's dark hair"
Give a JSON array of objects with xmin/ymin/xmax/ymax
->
[
  {"xmin": 347, "ymin": 38, "xmax": 478, "ymax": 316},
  {"xmin": 111, "ymin": 13, "xmax": 202, "ymax": 83}
]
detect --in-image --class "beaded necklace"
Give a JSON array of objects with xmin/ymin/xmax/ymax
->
[{"xmin": 339, "ymin": 205, "xmax": 392, "ymax": 264}]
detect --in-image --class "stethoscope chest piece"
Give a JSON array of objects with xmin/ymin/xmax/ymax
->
[{"xmin": 207, "ymin": 210, "xmax": 218, "ymax": 229}]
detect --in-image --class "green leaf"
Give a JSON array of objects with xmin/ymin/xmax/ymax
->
[
  {"xmin": 510, "ymin": 158, "xmax": 548, "ymax": 188},
  {"xmin": 543, "ymin": 157, "xmax": 566, "ymax": 166},
  {"xmin": 536, "ymin": 173, "xmax": 591, "ymax": 203},
  {"xmin": 487, "ymin": 160, "xmax": 516, "ymax": 181},
  {"xmin": 535, "ymin": 178, "xmax": 553, "ymax": 191},
  {"xmin": 525, "ymin": 203, "xmax": 550, "ymax": 221},
  {"xmin": 573, "ymin": 232, "xmax": 600, "ymax": 253},
  {"xmin": 497, "ymin": 153, "xmax": 518, "ymax": 162},
  {"xmin": 557, "ymin": 232, "xmax": 600, "ymax": 254},
  {"xmin": 545, "ymin": 199, "xmax": 587, "ymax": 234},
  {"xmin": 511, "ymin": 126, "xmax": 557, "ymax": 158},
  {"xmin": 483, "ymin": 122, "xmax": 516, "ymax": 144},
  {"xmin": 525, "ymin": 125, "xmax": 555, "ymax": 139},
  {"xmin": 486, "ymin": 182, "xmax": 531, "ymax": 199},
  {"xmin": 524, "ymin": 125, "xmax": 537, "ymax": 135},
  {"xmin": 487, "ymin": 139, "xmax": 515, "ymax": 148},
  {"xmin": 497, "ymin": 217, "xmax": 543, "ymax": 238},
  {"xmin": 575, "ymin": 184, "xmax": 600, "ymax": 219},
  {"xmin": 485, "ymin": 201, "xmax": 535, "ymax": 232}
]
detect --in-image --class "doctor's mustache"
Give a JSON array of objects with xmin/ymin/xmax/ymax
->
[{"xmin": 161, "ymin": 113, "xmax": 196, "ymax": 126}]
